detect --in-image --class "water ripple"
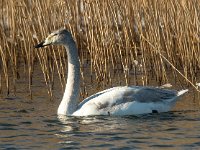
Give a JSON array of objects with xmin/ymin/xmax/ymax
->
[{"xmin": 1, "ymin": 107, "xmax": 200, "ymax": 149}]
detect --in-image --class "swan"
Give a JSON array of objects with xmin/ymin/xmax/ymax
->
[{"xmin": 35, "ymin": 29, "xmax": 188, "ymax": 116}]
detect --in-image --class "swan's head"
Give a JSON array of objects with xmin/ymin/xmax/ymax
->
[{"xmin": 35, "ymin": 29, "xmax": 72, "ymax": 48}]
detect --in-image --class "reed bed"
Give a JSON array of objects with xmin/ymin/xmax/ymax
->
[{"xmin": 0, "ymin": 0, "xmax": 200, "ymax": 98}]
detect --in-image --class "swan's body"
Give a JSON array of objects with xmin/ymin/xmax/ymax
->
[
  {"xmin": 73, "ymin": 86, "xmax": 188, "ymax": 116},
  {"xmin": 35, "ymin": 29, "xmax": 188, "ymax": 116}
]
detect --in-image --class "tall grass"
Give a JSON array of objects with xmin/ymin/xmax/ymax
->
[{"xmin": 0, "ymin": 0, "xmax": 200, "ymax": 98}]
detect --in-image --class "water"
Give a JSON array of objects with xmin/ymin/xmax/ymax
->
[
  {"xmin": 1, "ymin": 66, "xmax": 200, "ymax": 149},
  {"xmin": 1, "ymin": 95, "xmax": 200, "ymax": 149}
]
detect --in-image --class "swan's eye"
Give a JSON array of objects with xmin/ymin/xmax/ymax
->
[{"xmin": 53, "ymin": 33, "xmax": 58, "ymax": 36}]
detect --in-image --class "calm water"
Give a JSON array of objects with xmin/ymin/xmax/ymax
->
[
  {"xmin": 1, "ymin": 66, "xmax": 200, "ymax": 149},
  {"xmin": 1, "ymin": 93, "xmax": 200, "ymax": 150}
]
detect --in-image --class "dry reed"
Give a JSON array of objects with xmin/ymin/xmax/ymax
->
[{"xmin": 0, "ymin": 0, "xmax": 200, "ymax": 99}]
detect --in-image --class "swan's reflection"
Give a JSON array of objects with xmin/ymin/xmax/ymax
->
[
  {"xmin": 57, "ymin": 115, "xmax": 124, "ymax": 134},
  {"xmin": 57, "ymin": 115, "xmax": 80, "ymax": 133},
  {"xmin": 56, "ymin": 115, "xmax": 140, "ymax": 147},
  {"xmin": 57, "ymin": 115, "xmax": 104, "ymax": 147}
]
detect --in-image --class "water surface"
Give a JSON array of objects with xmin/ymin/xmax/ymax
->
[
  {"xmin": 1, "ymin": 94, "xmax": 200, "ymax": 149},
  {"xmin": 0, "ymin": 66, "xmax": 200, "ymax": 149}
]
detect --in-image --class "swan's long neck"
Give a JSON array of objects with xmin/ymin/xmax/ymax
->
[{"xmin": 57, "ymin": 39, "xmax": 80, "ymax": 115}]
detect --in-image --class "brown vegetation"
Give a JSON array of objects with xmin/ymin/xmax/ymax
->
[{"xmin": 0, "ymin": 0, "xmax": 200, "ymax": 98}]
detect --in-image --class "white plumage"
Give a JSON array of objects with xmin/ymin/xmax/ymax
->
[{"xmin": 35, "ymin": 29, "xmax": 188, "ymax": 116}]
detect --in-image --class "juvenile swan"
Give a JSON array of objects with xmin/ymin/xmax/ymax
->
[{"xmin": 35, "ymin": 29, "xmax": 188, "ymax": 116}]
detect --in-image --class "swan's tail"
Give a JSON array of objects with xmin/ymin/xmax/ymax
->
[{"xmin": 177, "ymin": 89, "xmax": 188, "ymax": 96}]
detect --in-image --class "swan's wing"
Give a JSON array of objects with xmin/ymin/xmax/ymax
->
[
  {"xmin": 78, "ymin": 86, "xmax": 178, "ymax": 111},
  {"xmin": 129, "ymin": 87, "xmax": 177, "ymax": 103}
]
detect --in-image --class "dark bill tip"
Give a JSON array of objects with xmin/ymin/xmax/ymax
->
[{"xmin": 34, "ymin": 41, "xmax": 45, "ymax": 48}]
